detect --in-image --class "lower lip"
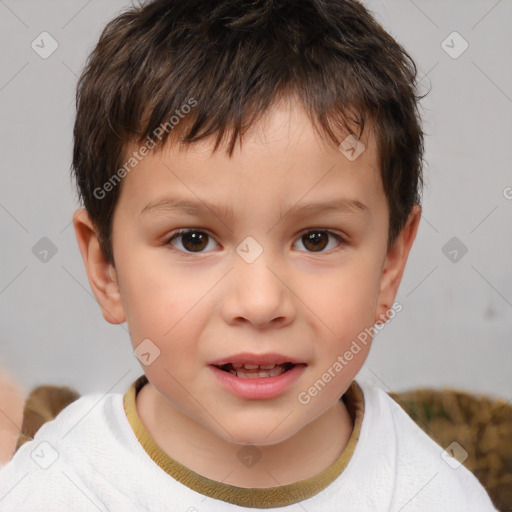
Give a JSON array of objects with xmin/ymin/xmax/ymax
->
[{"xmin": 209, "ymin": 364, "xmax": 307, "ymax": 400}]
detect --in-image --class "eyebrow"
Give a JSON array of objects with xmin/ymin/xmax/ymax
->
[{"xmin": 140, "ymin": 197, "xmax": 370, "ymax": 221}]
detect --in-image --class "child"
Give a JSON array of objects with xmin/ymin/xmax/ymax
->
[{"xmin": 0, "ymin": 0, "xmax": 498, "ymax": 510}]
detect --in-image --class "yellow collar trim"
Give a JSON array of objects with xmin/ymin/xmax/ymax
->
[{"xmin": 123, "ymin": 374, "xmax": 364, "ymax": 508}]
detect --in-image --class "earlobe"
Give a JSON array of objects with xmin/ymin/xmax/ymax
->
[
  {"xmin": 72, "ymin": 209, "xmax": 126, "ymax": 325},
  {"xmin": 374, "ymin": 204, "xmax": 421, "ymax": 324}
]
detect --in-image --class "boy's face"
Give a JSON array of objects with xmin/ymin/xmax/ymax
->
[{"xmin": 75, "ymin": 98, "xmax": 420, "ymax": 446}]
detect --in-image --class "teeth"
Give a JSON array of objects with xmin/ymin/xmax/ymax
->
[
  {"xmin": 231, "ymin": 363, "xmax": 278, "ymax": 370},
  {"xmin": 228, "ymin": 365, "xmax": 287, "ymax": 378},
  {"xmin": 219, "ymin": 362, "xmax": 297, "ymax": 378}
]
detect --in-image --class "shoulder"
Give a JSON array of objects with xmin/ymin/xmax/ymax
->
[
  {"xmin": 353, "ymin": 379, "xmax": 498, "ymax": 511},
  {"xmin": 0, "ymin": 392, "xmax": 126, "ymax": 511},
  {"xmin": 15, "ymin": 390, "xmax": 116, "ymax": 447}
]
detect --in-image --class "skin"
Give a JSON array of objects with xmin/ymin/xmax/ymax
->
[
  {"xmin": 0, "ymin": 367, "xmax": 24, "ymax": 467},
  {"xmin": 74, "ymin": 96, "xmax": 421, "ymax": 488}
]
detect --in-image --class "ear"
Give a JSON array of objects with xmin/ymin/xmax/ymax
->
[
  {"xmin": 374, "ymin": 204, "xmax": 421, "ymax": 324},
  {"xmin": 73, "ymin": 209, "xmax": 126, "ymax": 325}
]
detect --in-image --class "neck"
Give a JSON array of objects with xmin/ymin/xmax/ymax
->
[{"xmin": 135, "ymin": 382, "xmax": 354, "ymax": 488}]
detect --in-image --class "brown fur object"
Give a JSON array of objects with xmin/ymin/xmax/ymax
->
[
  {"xmin": 14, "ymin": 385, "xmax": 512, "ymax": 511},
  {"xmin": 389, "ymin": 389, "xmax": 512, "ymax": 512}
]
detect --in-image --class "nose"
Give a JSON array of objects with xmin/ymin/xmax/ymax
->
[{"xmin": 221, "ymin": 246, "xmax": 295, "ymax": 329}]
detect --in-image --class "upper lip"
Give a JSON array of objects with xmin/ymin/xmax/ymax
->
[{"xmin": 209, "ymin": 352, "xmax": 306, "ymax": 366}]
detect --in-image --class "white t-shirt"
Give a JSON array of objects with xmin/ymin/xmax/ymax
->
[{"xmin": 0, "ymin": 375, "xmax": 498, "ymax": 511}]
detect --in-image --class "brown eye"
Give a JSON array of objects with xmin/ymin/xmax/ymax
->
[
  {"xmin": 296, "ymin": 230, "xmax": 345, "ymax": 253},
  {"xmin": 168, "ymin": 230, "xmax": 215, "ymax": 253}
]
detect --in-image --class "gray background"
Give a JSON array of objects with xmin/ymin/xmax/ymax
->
[{"xmin": 0, "ymin": 0, "xmax": 511, "ymax": 400}]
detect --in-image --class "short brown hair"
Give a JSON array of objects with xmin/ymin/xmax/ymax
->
[{"xmin": 72, "ymin": 0, "xmax": 427, "ymax": 264}]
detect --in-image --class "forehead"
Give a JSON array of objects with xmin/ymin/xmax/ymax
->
[{"xmin": 116, "ymin": 99, "xmax": 385, "ymax": 221}]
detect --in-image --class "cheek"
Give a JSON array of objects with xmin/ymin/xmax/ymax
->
[
  {"xmin": 302, "ymin": 267, "xmax": 382, "ymax": 374},
  {"xmin": 311, "ymin": 259, "xmax": 381, "ymax": 328},
  {"xmin": 114, "ymin": 245, "xmax": 177, "ymax": 322},
  {"xmin": 116, "ymin": 260, "xmax": 206, "ymax": 368}
]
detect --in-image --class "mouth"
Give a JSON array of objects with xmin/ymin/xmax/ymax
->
[
  {"xmin": 213, "ymin": 362, "xmax": 301, "ymax": 378},
  {"xmin": 209, "ymin": 358, "xmax": 308, "ymax": 399}
]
